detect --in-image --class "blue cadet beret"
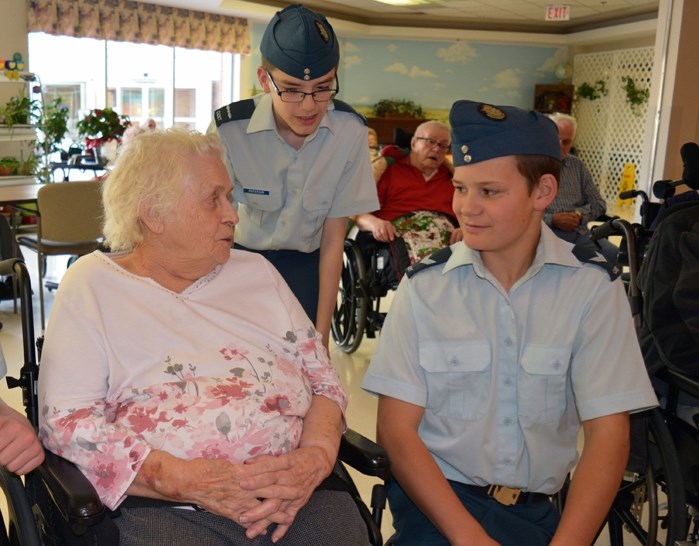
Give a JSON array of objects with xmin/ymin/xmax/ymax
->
[
  {"xmin": 449, "ymin": 100, "xmax": 561, "ymax": 166},
  {"xmin": 260, "ymin": 3, "xmax": 339, "ymax": 81}
]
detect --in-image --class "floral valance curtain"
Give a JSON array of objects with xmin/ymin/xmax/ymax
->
[{"xmin": 28, "ymin": 0, "xmax": 250, "ymax": 55}]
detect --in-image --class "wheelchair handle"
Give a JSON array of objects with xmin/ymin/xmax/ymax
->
[{"xmin": 0, "ymin": 259, "xmax": 39, "ymax": 426}]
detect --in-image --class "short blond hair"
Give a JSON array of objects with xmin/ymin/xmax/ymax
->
[{"xmin": 102, "ymin": 129, "xmax": 225, "ymax": 252}]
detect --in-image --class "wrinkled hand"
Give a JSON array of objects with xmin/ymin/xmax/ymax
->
[
  {"xmin": 148, "ymin": 455, "xmax": 295, "ymax": 535},
  {"xmin": 371, "ymin": 219, "xmax": 397, "ymax": 242},
  {"xmin": 0, "ymin": 405, "xmax": 45, "ymax": 475},
  {"xmin": 239, "ymin": 446, "xmax": 333, "ymax": 542},
  {"xmin": 552, "ymin": 211, "xmax": 581, "ymax": 232}
]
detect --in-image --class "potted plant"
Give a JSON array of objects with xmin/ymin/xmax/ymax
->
[
  {"xmin": 0, "ymin": 93, "xmax": 38, "ymax": 129},
  {"xmin": 36, "ymin": 97, "xmax": 70, "ymax": 157},
  {"xmin": 367, "ymin": 98, "xmax": 426, "ymax": 145},
  {"xmin": 371, "ymin": 98, "xmax": 424, "ymax": 118},
  {"xmin": 0, "ymin": 156, "xmax": 19, "ymax": 176},
  {"xmin": 77, "ymin": 107, "xmax": 131, "ymax": 154}
]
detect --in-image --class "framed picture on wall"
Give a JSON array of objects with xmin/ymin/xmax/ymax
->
[{"xmin": 534, "ymin": 84, "xmax": 574, "ymax": 114}]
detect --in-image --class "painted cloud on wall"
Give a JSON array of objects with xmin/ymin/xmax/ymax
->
[{"xmin": 436, "ymin": 41, "xmax": 478, "ymax": 63}]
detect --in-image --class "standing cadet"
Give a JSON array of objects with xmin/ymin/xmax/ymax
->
[{"xmin": 213, "ymin": 4, "xmax": 378, "ymax": 347}]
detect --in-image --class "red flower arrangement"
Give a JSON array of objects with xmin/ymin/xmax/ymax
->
[{"xmin": 77, "ymin": 107, "xmax": 131, "ymax": 150}]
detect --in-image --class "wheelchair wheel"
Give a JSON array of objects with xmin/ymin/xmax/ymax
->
[
  {"xmin": 332, "ymin": 239, "xmax": 368, "ymax": 354},
  {"xmin": 607, "ymin": 408, "xmax": 688, "ymax": 545},
  {"xmin": 0, "ymin": 468, "xmax": 41, "ymax": 546}
]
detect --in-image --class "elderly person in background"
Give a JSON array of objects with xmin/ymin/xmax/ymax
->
[
  {"xmin": 356, "ymin": 121, "xmax": 462, "ymax": 266},
  {"xmin": 545, "ymin": 112, "xmax": 618, "ymax": 264},
  {"xmin": 38, "ymin": 130, "xmax": 368, "ymax": 546}
]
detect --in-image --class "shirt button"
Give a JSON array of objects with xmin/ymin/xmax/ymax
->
[
  {"xmin": 504, "ymin": 457, "xmax": 512, "ymax": 465},
  {"xmin": 504, "ymin": 417, "xmax": 512, "ymax": 425},
  {"xmin": 504, "ymin": 338, "xmax": 513, "ymax": 347},
  {"xmin": 553, "ymin": 360, "xmax": 562, "ymax": 370},
  {"xmin": 450, "ymin": 357, "xmax": 458, "ymax": 366},
  {"xmin": 504, "ymin": 377, "xmax": 512, "ymax": 387}
]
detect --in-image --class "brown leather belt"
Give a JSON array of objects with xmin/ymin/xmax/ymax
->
[{"xmin": 462, "ymin": 484, "xmax": 551, "ymax": 506}]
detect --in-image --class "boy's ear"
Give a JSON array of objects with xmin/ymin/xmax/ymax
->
[
  {"xmin": 257, "ymin": 66, "xmax": 271, "ymax": 93},
  {"xmin": 533, "ymin": 173, "xmax": 558, "ymax": 212}
]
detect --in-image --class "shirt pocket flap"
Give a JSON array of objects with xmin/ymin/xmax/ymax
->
[
  {"xmin": 520, "ymin": 345, "xmax": 571, "ymax": 376},
  {"xmin": 420, "ymin": 341, "xmax": 491, "ymax": 373},
  {"xmin": 241, "ymin": 187, "xmax": 283, "ymax": 212}
]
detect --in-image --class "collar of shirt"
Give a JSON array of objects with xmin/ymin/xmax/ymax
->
[
  {"xmin": 246, "ymin": 93, "xmax": 335, "ymax": 142},
  {"xmin": 442, "ymin": 222, "xmax": 584, "ymax": 279}
]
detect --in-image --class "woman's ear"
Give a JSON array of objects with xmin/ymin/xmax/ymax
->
[
  {"xmin": 533, "ymin": 173, "xmax": 558, "ymax": 212},
  {"xmin": 139, "ymin": 199, "xmax": 165, "ymax": 235}
]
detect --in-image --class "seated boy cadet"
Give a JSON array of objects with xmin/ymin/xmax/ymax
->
[
  {"xmin": 362, "ymin": 100, "xmax": 658, "ymax": 546},
  {"xmin": 212, "ymin": 4, "xmax": 378, "ymax": 349}
]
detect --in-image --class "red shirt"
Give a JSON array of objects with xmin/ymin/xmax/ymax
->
[{"xmin": 374, "ymin": 151, "xmax": 455, "ymax": 222}]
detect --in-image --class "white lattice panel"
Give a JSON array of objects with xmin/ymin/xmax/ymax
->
[{"xmin": 572, "ymin": 47, "xmax": 654, "ymax": 207}]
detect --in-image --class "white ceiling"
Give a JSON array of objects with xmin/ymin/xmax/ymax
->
[{"xmin": 140, "ymin": 0, "xmax": 659, "ymax": 34}]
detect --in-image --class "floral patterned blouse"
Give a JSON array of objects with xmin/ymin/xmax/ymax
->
[{"xmin": 38, "ymin": 250, "xmax": 347, "ymax": 510}]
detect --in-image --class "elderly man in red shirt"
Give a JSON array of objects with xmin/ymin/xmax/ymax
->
[{"xmin": 355, "ymin": 120, "xmax": 462, "ymax": 266}]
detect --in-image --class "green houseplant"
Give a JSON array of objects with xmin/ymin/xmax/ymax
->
[
  {"xmin": 574, "ymin": 80, "xmax": 608, "ymax": 102},
  {"xmin": 0, "ymin": 93, "xmax": 36, "ymax": 128},
  {"xmin": 621, "ymin": 76, "xmax": 649, "ymax": 114},
  {"xmin": 371, "ymin": 98, "xmax": 424, "ymax": 118}
]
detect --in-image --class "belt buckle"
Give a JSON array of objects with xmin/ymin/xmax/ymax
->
[{"xmin": 487, "ymin": 485, "xmax": 522, "ymax": 506}]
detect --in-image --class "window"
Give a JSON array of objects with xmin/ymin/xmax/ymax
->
[{"xmin": 28, "ymin": 33, "xmax": 238, "ymax": 141}]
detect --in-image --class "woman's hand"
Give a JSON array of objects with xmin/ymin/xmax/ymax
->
[
  {"xmin": 127, "ymin": 451, "xmax": 297, "ymax": 533},
  {"xmin": 239, "ymin": 445, "xmax": 334, "ymax": 541}
]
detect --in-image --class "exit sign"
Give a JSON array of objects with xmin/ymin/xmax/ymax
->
[{"xmin": 545, "ymin": 5, "xmax": 570, "ymax": 21}]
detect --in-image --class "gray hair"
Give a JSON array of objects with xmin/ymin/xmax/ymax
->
[
  {"xmin": 102, "ymin": 129, "xmax": 225, "ymax": 252},
  {"xmin": 547, "ymin": 112, "xmax": 577, "ymax": 135},
  {"xmin": 414, "ymin": 120, "xmax": 450, "ymax": 138}
]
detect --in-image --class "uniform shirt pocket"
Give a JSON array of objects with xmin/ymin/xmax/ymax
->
[
  {"xmin": 301, "ymin": 189, "xmax": 334, "ymax": 236},
  {"xmin": 240, "ymin": 187, "xmax": 283, "ymax": 225},
  {"xmin": 419, "ymin": 341, "xmax": 491, "ymax": 421},
  {"xmin": 519, "ymin": 344, "xmax": 571, "ymax": 426}
]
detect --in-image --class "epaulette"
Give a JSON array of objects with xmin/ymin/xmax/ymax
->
[
  {"xmin": 406, "ymin": 247, "xmax": 452, "ymax": 278},
  {"xmin": 333, "ymin": 99, "xmax": 367, "ymax": 126},
  {"xmin": 572, "ymin": 243, "xmax": 620, "ymax": 281},
  {"xmin": 214, "ymin": 99, "xmax": 256, "ymax": 127}
]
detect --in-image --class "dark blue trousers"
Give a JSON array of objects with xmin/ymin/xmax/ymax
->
[
  {"xmin": 386, "ymin": 478, "xmax": 560, "ymax": 546},
  {"xmin": 234, "ymin": 244, "xmax": 320, "ymax": 324}
]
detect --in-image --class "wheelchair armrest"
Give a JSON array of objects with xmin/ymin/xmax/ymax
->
[
  {"xmin": 37, "ymin": 449, "xmax": 107, "ymax": 526},
  {"xmin": 339, "ymin": 428, "xmax": 390, "ymax": 481}
]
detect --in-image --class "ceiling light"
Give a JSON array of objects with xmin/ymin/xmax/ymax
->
[{"xmin": 373, "ymin": 0, "xmax": 434, "ymax": 6}]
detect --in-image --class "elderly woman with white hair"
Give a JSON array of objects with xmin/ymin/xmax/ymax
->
[{"xmin": 37, "ymin": 129, "xmax": 369, "ymax": 546}]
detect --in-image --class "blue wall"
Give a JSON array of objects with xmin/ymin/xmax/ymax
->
[{"xmin": 250, "ymin": 23, "xmax": 565, "ymax": 120}]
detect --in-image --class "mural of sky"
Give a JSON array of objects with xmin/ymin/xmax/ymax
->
[
  {"xmin": 340, "ymin": 37, "xmax": 566, "ymax": 113},
  {"xmin": 249, "ymin": 22, "xmax": 566, "ymax": 115}
]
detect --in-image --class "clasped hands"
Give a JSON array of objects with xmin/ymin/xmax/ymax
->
[
  {"xmin": 179, "ymin": 446, "xmax": 332, "ymax": 543},
  {"xmin": 552, "ymin": 210, "xmax": 583, "ymax": 232}
]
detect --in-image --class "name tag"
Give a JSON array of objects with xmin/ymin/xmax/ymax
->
[{"xmin": 243, "ymin": 188, "xmax": 270, "ymax": 195}]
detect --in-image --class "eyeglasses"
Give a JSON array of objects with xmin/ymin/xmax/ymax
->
[
  {"xmin": 415, "ymin": 136, "xmax": 450, "ymax": 152},
  {"xmin": 265, "ymin": 70, "xmax": 339, "ymax": 103}
]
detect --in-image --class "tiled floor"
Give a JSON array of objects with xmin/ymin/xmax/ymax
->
[{"xmin": 0, "ymin": 252, "xmax": 638, "ymax": 544}]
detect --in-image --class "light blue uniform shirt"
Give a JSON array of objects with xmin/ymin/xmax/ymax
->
[
  {"xmin": 362, "ymin": 225, "xmax": 657, "ymax": 494},
  {"xmin": 215, "ymin": 94, "xmax": 378, "ymax": 252}
]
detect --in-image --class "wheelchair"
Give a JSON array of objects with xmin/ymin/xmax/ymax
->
[
  {"xmin": 0, "ymin": 258, "xmax": 391, "ymax": 546},
  {"xmin": 590, "ymin": 198, "xmax": 699, "ymax": 545},
  {"xmin": 331, "ymin": 230, "xmax": 409, "ymax": 354}
]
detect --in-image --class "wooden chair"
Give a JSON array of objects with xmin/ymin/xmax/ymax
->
[{"xmin": 17, "ymin": 181, "xmax": 104, "ymax": 330}]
